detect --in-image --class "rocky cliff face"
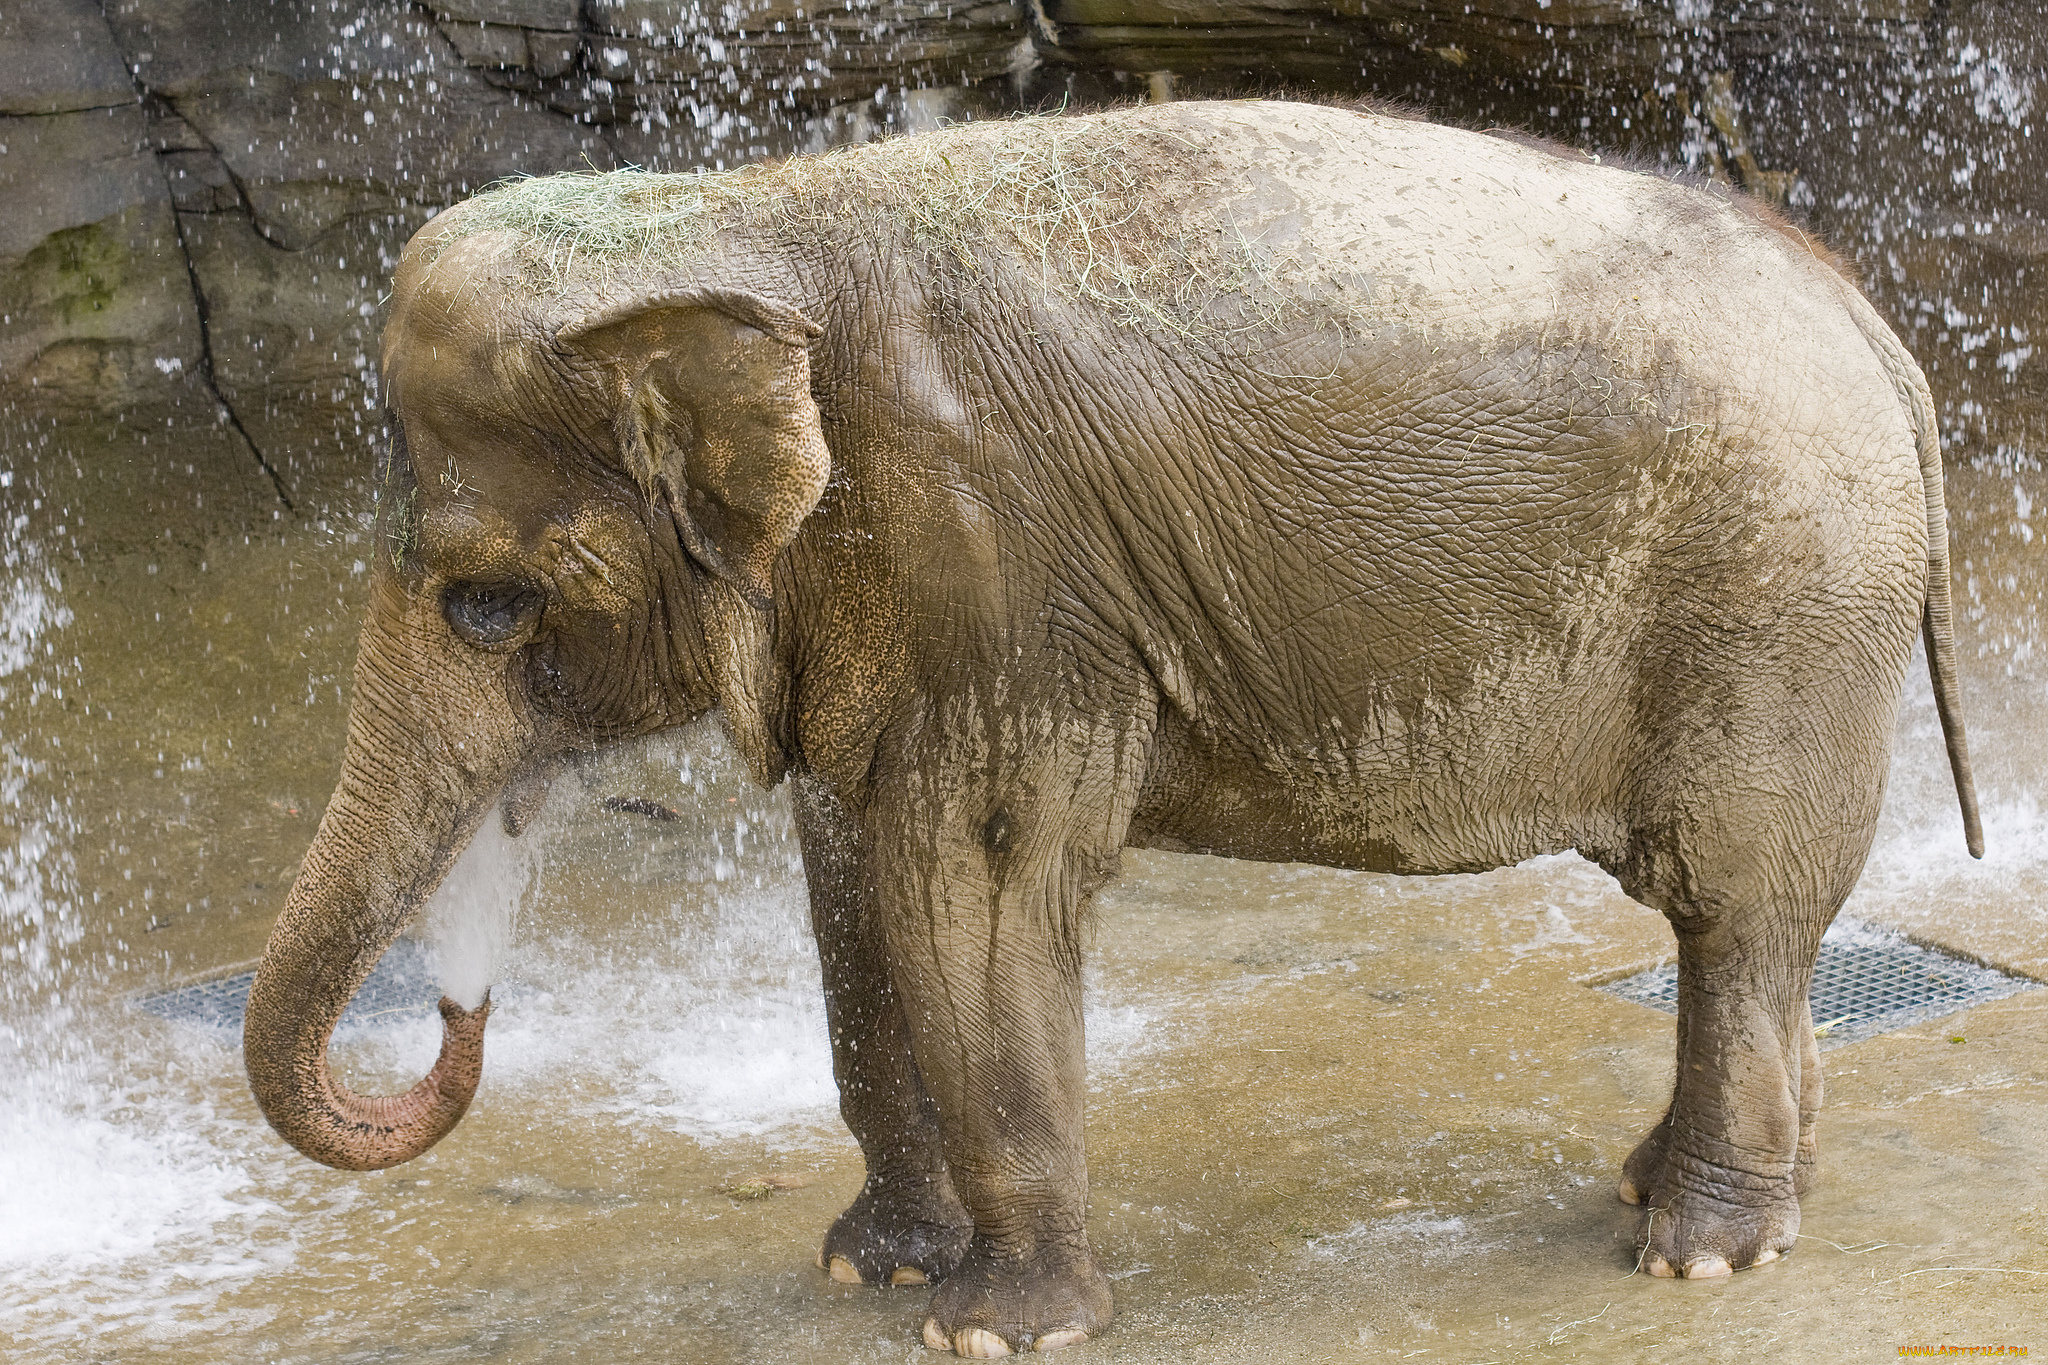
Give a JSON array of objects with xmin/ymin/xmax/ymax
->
[{"xmin": 0, "ymin": 0, "xmax": 2039, "ymax": 543}]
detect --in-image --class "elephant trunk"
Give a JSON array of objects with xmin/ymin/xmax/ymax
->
[{"xmin": 245, "ymin": 577, "xmax": 528, "ymax": 1170}]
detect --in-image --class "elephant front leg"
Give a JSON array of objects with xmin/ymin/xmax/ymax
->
[
  {"xmin": 873, "ymin": 763, "xmax": 1134, "ymax": 1355},
  {"xmin": 794, "ymin": 776, "xmax": 972, "ymax": 1287},
  {"xmin": 889, "ymin": 877, "xmax": 1110, "ymax": 1357}
]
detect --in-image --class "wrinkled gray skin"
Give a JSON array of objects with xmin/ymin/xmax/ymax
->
[{"xmin": 244, "ymin": 101, "xmax": 1981, "ymax": 1355}]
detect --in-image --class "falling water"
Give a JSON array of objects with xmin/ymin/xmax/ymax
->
[
  {"xmin": 0, "ymin": 538, "xmax": 77, "ymax": 1024},
  {"xmin": 422, "ymin": 806, "xmax": 538, "ymax": 1013}
]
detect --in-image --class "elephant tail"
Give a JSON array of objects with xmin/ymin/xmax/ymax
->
[
  {"xmin": 1838, "ymin": 270, "xmax": 1982, "ymax": 857},
  {"xmin": 1900, "ymin": 344, "xmax": 1985, "ymax": 858}
]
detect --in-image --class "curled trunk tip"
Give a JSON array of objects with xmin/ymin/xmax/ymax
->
[{"xmin": 247, "ymin": 990, "xmax": 493, "ymax": 1171}]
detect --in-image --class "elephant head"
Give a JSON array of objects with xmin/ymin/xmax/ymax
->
[{"xmin": 243, "ymin": 225, "xmax": 831, "ymax": 1169}]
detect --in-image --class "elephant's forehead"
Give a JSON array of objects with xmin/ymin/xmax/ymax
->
[
  {"xmin": 386, "ymin": 306, "xmax": 534, "ymax": 415},
  {"xmin": 399, "ymin": 399, "xmax": 630, "ymax": 570},
  {"xmin": 385, "ymin": 313, "xmax": 563, "ymax": 502},
  {"xmin": 386, "ymin": 234, "xmax": 546, "ymax": 402}
]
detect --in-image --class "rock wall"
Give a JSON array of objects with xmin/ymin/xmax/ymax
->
[
  {"xmin": 0, "ymin": 0, "xmax": 2040, "ymax": 545},
  {"xmin": 0, "ymin": 0, "xmax": 1026, "ymax": 537}
]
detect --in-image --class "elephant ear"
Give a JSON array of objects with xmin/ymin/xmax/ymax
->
[
  {"xmin": 557, "ymin": 286, "xmax": 829, "ymax": 606},
  {"xmin": 558, "ymin": 287, "xmax": 828, "ymax": 786}
]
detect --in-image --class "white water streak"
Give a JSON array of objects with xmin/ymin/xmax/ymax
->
[{"xmin": 423, "ymin": 805, "xmax": 540, "ymax": 1010}]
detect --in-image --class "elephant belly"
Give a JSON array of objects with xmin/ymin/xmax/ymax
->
[{"xmin": 1125, "ymin": 709, "xmax": 1609, "ymax": 877}]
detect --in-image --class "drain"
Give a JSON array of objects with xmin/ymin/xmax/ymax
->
[
  {"xmin": 135, "ymin": 937, "xmax": 440, "ymax": 1033},
  {"xmin": 1600, "ymin": 920, "xmax": 2042, "ymax": 1049}
]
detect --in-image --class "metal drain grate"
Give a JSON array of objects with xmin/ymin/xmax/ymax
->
[
  {"xmin": 1601, "ymin": 920, "xmax": 2041, "ymax": 1050},
  {"xmin": 135, "ymin": 937, "xmax": 440, "ymax": 1033}
]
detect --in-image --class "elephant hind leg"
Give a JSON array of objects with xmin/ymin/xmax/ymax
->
[
  {"xmin": 1794, "ymin": 995, "xmax": 1822, "ymax": 1197},
  {"xmin": 1599, "ymin": 789, "xmax": 1875, "ymax": 1279},
  {"xmin": 1614, "ymin": 942, "xmax": 1823, "ymax": 1209}
]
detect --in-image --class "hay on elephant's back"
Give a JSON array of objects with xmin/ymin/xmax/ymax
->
[{"xmin": 439, "ymin": 113, "xmax": 1294, "ymax": 338}]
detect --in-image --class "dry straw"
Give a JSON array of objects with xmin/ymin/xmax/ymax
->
[{"xmin": 436, "ymin": 110, "xmax": 1306, "ymax": 340}]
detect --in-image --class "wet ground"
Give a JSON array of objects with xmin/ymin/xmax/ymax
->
[{"xmin": 1, "ymin": 463, "xmax": 2043, "ymax": 1362}]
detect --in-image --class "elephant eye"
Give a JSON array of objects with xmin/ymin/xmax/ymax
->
[{"xmin": 442, "ymin": 581, "xmax": 544, "ymax": 648}]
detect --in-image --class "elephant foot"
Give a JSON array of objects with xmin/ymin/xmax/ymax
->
[
  {"xmin": 1622, "ymin": 1142, "xmax": 1799, "ymax": 1278},
  {"xmin": 1634, "ymin": 1187, "xmax": 1798, "ymax": 1278},
  {"xmin": 918, "ymin": 1238, "xmax": 1112, "ymax": 1356},
  {"xmin": 819, "ymin": 1174, "xmax": 973, "ymax": 1287}
]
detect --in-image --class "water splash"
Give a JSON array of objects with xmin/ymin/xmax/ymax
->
[
  {"xmin": 0, "ymin": 1075, "xmax": 298, "ymax": 1317},
  {"xmin": 1955, "ymin": 42, "xmax": 2036, "ymax": 127},
  {"xmin": 0, "ymin": 547, "xmax": 302, "ymax": 1347}
]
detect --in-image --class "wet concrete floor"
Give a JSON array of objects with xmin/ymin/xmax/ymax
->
[{"xmin": 1, "ymin": 465, "xmax": 2043, "ymax": 1362}]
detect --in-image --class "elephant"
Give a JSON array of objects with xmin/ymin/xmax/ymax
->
[{"xmin": 243, "ymin": 99, "xmax": 1982, "ymax": 1356}]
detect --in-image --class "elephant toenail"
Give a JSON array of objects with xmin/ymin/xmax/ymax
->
[
  {"xmin": 1645, "ymin": 1253, "xmax": 1676, "ymax": 1278},
  {"xmin": 923, "ymin": 1318, "xmax": 952, "ymax": 1351},
  {"xmin": 1750, "ymin": 1248, "xmax": 1780, "ymax": 1266},
  {"xmin": 1617, "ymin": 1177, "xmax": 1642, "ymax": 1205},
  {"xmin": 827, "ymin": 1255, "xmax": 864, "ymax": 1283},
  {"xmin": 890, "ymin": 1266, "xmax": 929, "ymax": 1285},
  {"xmin": 1685, "ymin": 1256, "xmax": 1733, "ymax": 1279},
  {"xmin": 1033, "ymin": 1329, "xmax": 1090, "ymax": 1352},
  {"xmin": 956, "ymin": 1326, "xmax": 1015, "ymax": 1357}
]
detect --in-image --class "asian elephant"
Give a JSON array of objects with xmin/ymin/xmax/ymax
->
[{"xmin": 243, "ymin": 99, "xmax": 1982, "ymax": 1355}]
